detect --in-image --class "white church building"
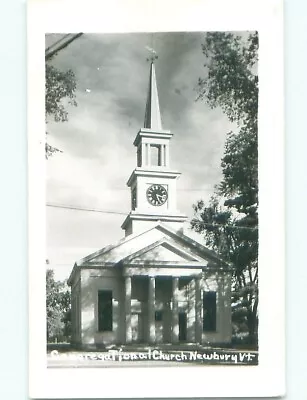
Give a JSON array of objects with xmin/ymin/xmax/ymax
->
[{"xmin": 68, "ymin": 60, "xmax": 232, "ymax": 349}]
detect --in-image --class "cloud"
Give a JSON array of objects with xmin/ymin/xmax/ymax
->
[{"xmin": 46, "ymin": 32, "xmax": 234, "ymax": 279}]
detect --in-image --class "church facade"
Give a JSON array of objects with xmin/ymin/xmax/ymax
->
[{"xmin": 68, "ymin": 61, "xmax": 232, "ymax": 349}]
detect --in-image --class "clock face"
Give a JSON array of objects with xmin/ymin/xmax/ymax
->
[{"xmin": 146, "ymin": 184, "xmax": 168, "ymax": 206}]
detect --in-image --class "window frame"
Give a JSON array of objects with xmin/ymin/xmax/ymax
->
[
  {"xmin": 98, "ymin": 290, "xmax": 113, "ymax": 332},
  {"xmin": 202, "ymin": 291, "xmax": 217, "ymax": 332}
]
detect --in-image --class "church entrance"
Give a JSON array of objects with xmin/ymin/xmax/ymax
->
[{"xmin": 178, "ymin": 312, "xmax": 187, "ymax": 342}]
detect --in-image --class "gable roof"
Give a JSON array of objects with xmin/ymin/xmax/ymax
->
[
  {"xmin": 67, "ymin": 222, "xmax": 232, "ymax": 285},
  {"xmin": 75, "ymin": 222, "xmax": 230, "ymax": 268},
  {"xmin": 120, "ymin": 238, "xmax": 204, "ymax": 264}
]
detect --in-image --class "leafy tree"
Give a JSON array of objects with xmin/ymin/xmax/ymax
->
[
  {"xmin": 191, "ymin": 32, "xmax": 258, "ymax": 345},
  {"xmin": 45, "ymin": 60, "xmax": 77, "ymax": 158},
  {"xmin": 46, "ymin": 268, "xmax": 71, "ymax": 342}
]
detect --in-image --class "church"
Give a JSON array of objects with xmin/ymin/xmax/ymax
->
[{"xmin": 67, "ymin": 59, "xmax": 232, "ymax": 349}]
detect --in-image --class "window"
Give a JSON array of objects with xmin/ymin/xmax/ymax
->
[
  {"xmin": 203, "ymin": 291, "xmax": 216, "ymax": 332},
  {"xmin": 150, "ymin": 144, "xmax": 162, "ymax": 166},
  {"xmin": 155, "ymin": 311, "xmax": 163, "ymax": 321},
  {"xmin": 98, "ymin": 290, "xmax": 113, "ymax": 331}
]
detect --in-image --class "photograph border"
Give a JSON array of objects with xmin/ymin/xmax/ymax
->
[{"xmin": 28, "ymin": 0, "xmax": 285, "ymax": 398}]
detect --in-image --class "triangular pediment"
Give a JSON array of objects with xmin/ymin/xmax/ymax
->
[
  {"xmin": 121, "ymin": 239, "xmax": 202, "ymax": 264},
  {"xmin": 75, "ymin": 222, "xmax": 230, "ymax": 269}
]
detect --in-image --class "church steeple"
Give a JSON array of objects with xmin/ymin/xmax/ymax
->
[
  {"xmin": 121, "ymin": 58, "xmax": 187, "ymax": 236},
  {"xmin": 144, "ymin": 62, "xmax": 163, "ymax": 131}
]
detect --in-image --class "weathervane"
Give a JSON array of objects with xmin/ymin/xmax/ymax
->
[{"xmin": 145, "ymin": 45, "xmax": 158, "ymax": 62}]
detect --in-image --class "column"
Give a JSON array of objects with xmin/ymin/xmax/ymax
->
[
  {"xmin": 141, "ymin": 143, "xmax": 146, "ymax": 166},
  {"xmin": 125, "ymin": 276, "xmax": 132, "ymax": 343},
  {"xmin": 71, "ymin": 294, "xmax": 75, "ymax": 343},
  {"xmin": 171, "ymin": 277, "xmax": 179, "ymax": 343},
  {"xmin": 195, "ymin": 277, "xmax": 202, "ymax": 343},
  {"xmin": 187, "ymin": 288, "xmax": 195, "ymax": 342},
  {"xmin": 148, "ymin": 276, "xmax": 156, "ymax": 343},
  {"xmin": 165, "ymin": 144, "xmax": 170, "ymax": 167},
  {"xmin": 77, "ymin": 289, "xmax": 81, "ymax": 342},
  {"xmin": 147, "ymin": 144, "xmax": 151, "ymax": 166},
  {"xmin": 161, "ymin": 145, "xmax": 165, "ymax": 166}
]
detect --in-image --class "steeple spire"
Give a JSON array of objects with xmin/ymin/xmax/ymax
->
[
  {"xmin": 121, "ymin": 54, "xmax": 187, "ymax": 237},
  {"xmin": 144, "ymin": 61, "xmax": 163, "ymax": 131}
]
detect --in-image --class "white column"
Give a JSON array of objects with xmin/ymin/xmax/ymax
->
[
  {"xmin": 77, "ymin": 289, "xmax": 81, "ymax": 342},
  {"xmin": 187, "ymin": 285, "xmax": 195, "ymax": 342},
  {"xmin": 71, "ymin": 294, "xmax": 75, "ymax": 343},
  {"xmin": 195, "ymin": 277, "xmax": 202, "ymax": 343},
  {"xmin": 148, "ymin": 277, "xmax": 156, "ymax": 343},
  {"xmin": 165, "ymin": 144, "xmax": 170, "ymax": 167},
  {"xmin": 147, "ymin": 144, "xmax": 151, "ymax": 166},
  {"xmin": 172, "ymin": 277, "xmax": 179, "ymax": 343},
  {"xmin": 161, "ymin": 144, "xmax": 165, "ymax": 166},
  {"xmin": 141, "ymin": 143, "xmax": 146, "ymax": 167},
  {"xmin": 125, "ymin": 276, "xmax": 132, "ymax": 343},
  {"xmin": 143, "ymin": 143, "xmax": 147, "ymax": 166}
]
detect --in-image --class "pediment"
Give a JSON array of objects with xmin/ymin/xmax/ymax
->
[
  {"xmin": 121, "ymin": 239, "xmax": 204, "ymax": 264},
  {"xmin": 76, "ymin": 222, "xmax": 230, "ymax": 268}
]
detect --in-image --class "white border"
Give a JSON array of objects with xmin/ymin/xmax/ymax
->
[{"xmin": 28, "ymin": 0, "xmax": 285, "ymax": 397}]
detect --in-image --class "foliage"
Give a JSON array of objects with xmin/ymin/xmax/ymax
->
[
  {"xmin": 46, "ymin": 268, "xmax": 71, "ymax": 342},
  {"xmin": 192, "ymin": 32, "xmax": 258, "ymax": 344},
  {"xmin": 197, "ymin": 32, "xmax": 258, "ymax": 127},
  {"xmin": 45, "ymin": 63, "xmax": 77, "ymax": 158}
]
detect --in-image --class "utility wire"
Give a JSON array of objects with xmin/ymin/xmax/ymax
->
[
  {"xmin": 45, "ymin": 34, "xmax": 71, "ymax": 54},
  {"xmin": 47, "ymin": 203, "xmax": 127, "ymax": 215},
  {"xmin": 194, "ymin": 222, "xmax": 258, "ymax": 231},
  {"xmin": 45, "ymin": 33, "xmax": 83, "ymax": 60},
  {"xmin": 90, "ymin": 188, "xmax": 215, "ymax": 192},
  {"xmin": 46, "ymin": 203, "xmax": 258, "ymax": 230}
]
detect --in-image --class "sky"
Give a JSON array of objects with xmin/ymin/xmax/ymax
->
[{"xmin": 46, "ymin": 32, "xmax": 235, "ymax": 281}]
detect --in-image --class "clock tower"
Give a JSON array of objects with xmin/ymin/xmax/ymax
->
[{"xmin": 122, "ymin": 60, "xmax": 187, "ymax": 236}]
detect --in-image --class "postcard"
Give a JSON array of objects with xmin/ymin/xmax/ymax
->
[{"xmin": 28, "ymin": 0, "xmax": 284, "ymax": 397}]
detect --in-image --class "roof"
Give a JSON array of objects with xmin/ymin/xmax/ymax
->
[
  {"xmin": 67, "ymin": 222, "xmax": 232, "ymax": 285},
  {"xmin": 144, "ymin": 62, "xmax": 162, "ymax": 131}
]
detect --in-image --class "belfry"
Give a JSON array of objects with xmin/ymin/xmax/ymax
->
[{"xmin": 68, "ymin": 59, "xmax": 232, "ymax": 349}]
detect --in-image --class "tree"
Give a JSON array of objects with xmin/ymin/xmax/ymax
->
[
  {"xmin": 191, "ymin": 32, "xmax": 258, "ymax": 345},
  {"xmin": 46, "ymin": 268, "xmax": 71, "ymax": 342},
  {"xmin": 45, "ymin": 50, "xmax": 77, "ymax": 158}
]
